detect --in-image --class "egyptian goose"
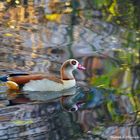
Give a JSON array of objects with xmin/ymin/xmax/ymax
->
[{"xmin": 0, "ymin": 59, "xmax": 85, "ymax": 91}]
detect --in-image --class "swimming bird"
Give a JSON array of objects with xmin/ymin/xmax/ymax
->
[{"xmin": 0, "ymin": 59, "xmax": 85, "ymax": 91}]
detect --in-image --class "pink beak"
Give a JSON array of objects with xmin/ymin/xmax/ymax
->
[{"xmin": 78, "ymin": 64, "xmax": 86, "ymax": 70}]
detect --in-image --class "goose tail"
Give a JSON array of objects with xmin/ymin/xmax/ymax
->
[{"xmin": 0, "ymin": 75, "xmax": 8, "ymax": 82}]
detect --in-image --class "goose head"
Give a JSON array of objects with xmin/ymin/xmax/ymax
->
[{"xmin": 61, "ymin": 59, "xmax": 85, "ymax": 80}]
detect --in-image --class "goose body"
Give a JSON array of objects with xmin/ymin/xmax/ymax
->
[
  {"xmin": 0, "ymin": 59, "xmax": 85, "ymax": 91},
  {"xmin": 23, "ymin": 79, "xmax": 76, "ymax": 91}
]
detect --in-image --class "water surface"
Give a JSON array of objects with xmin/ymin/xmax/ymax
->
[{"xmin": 0, "ymin": 0, "xmax": 140, "ymax": 139}]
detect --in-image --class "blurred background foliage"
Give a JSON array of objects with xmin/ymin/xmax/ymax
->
[{"xmin": 3, "ymin": 0, "xmax": 140, "ymax": 29}]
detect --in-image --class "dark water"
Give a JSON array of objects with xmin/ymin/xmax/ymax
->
[{"xmin": 0, "ymin": 0, "xmax": 140, "ymax": 139}]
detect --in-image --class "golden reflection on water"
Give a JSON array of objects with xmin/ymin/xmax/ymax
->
[{"xmin": 0, "ymin": 0, "xmax": 73, "ymax": 27}]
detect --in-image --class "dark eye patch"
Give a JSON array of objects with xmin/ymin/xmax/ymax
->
[{"xmin": 71, "ymin": 60, "xmax": 77, "ymax": 65}]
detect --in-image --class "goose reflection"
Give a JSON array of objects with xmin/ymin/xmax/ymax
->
[
  {"xmin": 7, "ymin": 87, "xmax": 77, "ymax": 105},
  {"xmin": 60, "ymin": 87, "xmax": 106, "ymax": 112},
  {"xmin": 24, "ymin": 86, "xmax": 77, "ymax": 101},
  {"xmin": 60, "ymin": 87, "xmax": 87, "ymax": 112}
]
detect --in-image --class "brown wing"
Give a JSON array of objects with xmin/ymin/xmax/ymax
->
[
  {"xmin": 8, "ymin": 74, "xmax": 63, "ymax": 85},
  {"xmin": 43, "ymin": 75, "xmax": 63, "ymax": 84}
]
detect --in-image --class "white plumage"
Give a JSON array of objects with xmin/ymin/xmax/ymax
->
[{"xmin": 23, "ymin": 79, "xmax": 76, "ymax": 91}]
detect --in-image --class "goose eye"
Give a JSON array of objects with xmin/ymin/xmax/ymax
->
[
  {"xmin": 69, "ymin": 104, "xmax": 78, "ymax": 112},
  {"xmin": 71, "ymin": 60, "xmax": 77, "ymax": 65}
]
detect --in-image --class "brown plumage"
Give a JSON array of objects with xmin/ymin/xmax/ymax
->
[{"xmin": 8, "ymin": 74, "xmax": 63, "ymax": 85}]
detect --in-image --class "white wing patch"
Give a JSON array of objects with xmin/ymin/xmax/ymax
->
[{"xmin": 23, "ymin": 79, "xmax": 76, "ymax": 91}]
